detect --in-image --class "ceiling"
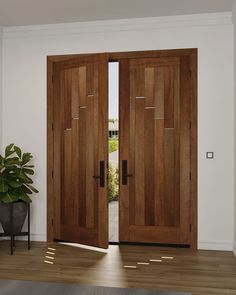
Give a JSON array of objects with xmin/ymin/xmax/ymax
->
[{"xmin": 0, "ymin": 0, "xmax": 234, "ymax": 27}]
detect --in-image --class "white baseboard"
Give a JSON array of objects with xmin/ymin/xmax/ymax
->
[
  {"xmin": 198, "ymin": 240, "xmax": 233, "ymax": 251},
  {"xmin": 7, "ymin": 234, "xmax": 46, "ymax": 242},
  {"xmin": 19, "ymin": 233, "xmax": 46, "ymax": 242},
  {"xmin": 233, "ymin": 242, "xmax": 236, "ymax": 257},
  {"xmin": 0, "ymin": 234, "xmax": 46, "ymax": 242}
]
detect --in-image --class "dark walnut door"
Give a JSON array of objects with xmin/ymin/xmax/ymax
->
[
  {"xmin": 53, "ymin": 54, "xmax": 108, "ymax": 248},
  {"xmin": 119, "ymin": 56, "xmax": 191, "ymax": 245}
]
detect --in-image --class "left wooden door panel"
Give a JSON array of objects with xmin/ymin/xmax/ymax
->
[{"xmin": 52, "ymin": 54, "xmax": 108, "ymax": 248}]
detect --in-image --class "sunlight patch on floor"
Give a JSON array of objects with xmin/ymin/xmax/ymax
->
[{"xmin": 59, "ymin": 242, "xmax": 108, "ymax": 253}]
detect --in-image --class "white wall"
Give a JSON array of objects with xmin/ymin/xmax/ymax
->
[
  {"xmin": 233, "ymin": 2, "xmax": 236, "ymax": 257},
  {"xmin": 2, "ymin": 13, "xmax": 234, "ymax": 249}
]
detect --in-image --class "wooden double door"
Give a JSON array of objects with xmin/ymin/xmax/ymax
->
[{"xmin": 47, "ymin": 49, "xmax": 197, "ymax": 249}]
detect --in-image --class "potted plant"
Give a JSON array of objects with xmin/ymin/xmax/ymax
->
[{"xmin": 0, "ymin": 144, "xmax": 38, "ymax": 235}]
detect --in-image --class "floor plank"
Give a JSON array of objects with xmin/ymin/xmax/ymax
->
[{"xmin": 0, "ymin": 241, "xmax": 235, "ymax": 295}]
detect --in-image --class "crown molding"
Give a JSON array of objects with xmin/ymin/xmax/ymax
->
[{"xmin": 2, "ymin": 12, "xmax": 232, "ymax": 39}]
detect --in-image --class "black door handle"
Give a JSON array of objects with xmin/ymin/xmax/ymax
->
[
  {"xmin": 93, "ymin": 161, "xmax": 105, "ymax": 188},
  {"xmin": 122, "ymin": 160, "xmax": 132, "ymax": 185}
]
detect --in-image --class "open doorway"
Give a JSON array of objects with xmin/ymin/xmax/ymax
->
[{"xmin": 108, "ymin": 62, "xmax": 119, "ymax": 243}]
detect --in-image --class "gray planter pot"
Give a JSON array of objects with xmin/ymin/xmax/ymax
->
[{"xmin": 0, "ymin": 202, "xmax": 28, "ymax": 235}]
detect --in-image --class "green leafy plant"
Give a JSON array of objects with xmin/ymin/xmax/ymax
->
[
  {"xmin": 109, "ymin": 138, "xmax": 118, "ymax": 153},
  {"xmin": 0, "ymin": 144, "xmax": 39, "ymax": 203},
  {"xmin": 108, "ymin": 164, "xmax": 118, "ymax": 202}
]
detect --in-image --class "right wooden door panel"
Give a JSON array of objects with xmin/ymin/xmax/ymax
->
[{"xmin": 120, "ymin": 56, "xmax": 191, "ymax": 245}]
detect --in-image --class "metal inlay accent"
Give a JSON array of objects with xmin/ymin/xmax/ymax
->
[
  {"xmin": 46, "ymin": 251, "xmax": 55, "ymax": 255},
  {"xmin": 87, "ymin": 94, "xmax": 95, "ymax": 97},
  {"xmin": 79, "ymin": 106, "xmax": 87, "ymax": 109},
  {"xmin": 135, "ymin": 96, "xmax": 145, "ymax": 99},
  {"xmin": 145, "ymin": 107, "xmax": 156, "ymax": 109},
  {"xmin": 65, "ymin": 128, "xmax": 72, "ymax": 131},
  {"xmin": 149, "ymin": 259, "xmax": 162, "ymax": 262},
  {"xmin": 137, "ymin": 262, "xmax": 150, "ymax": 265},
  {"xmin": 48, "ymin": 247, "xmax": 56, "ymax": 251},
  {"xmin": 44, "ymin": 260, "xmax": 54, "ymax": 265},
  {"xmin": 45, "ymin": 256, "xmax": 55, "ymax": 260},
  {"xmin": 123, "ymin": 265, "xmax": 137, "ymax": 269},
  {"xmin": 161, "ymin": 256, "xmax": 174, "ymax": 260}
]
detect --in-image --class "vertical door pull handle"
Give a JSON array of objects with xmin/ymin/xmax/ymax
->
[
  {"xmin": 122, "ymin": 160, "xmax": 132, "ymax": 185},
  {"xmin": 93, "ymin": 161, "xmax": 105, "ymax": 187}
]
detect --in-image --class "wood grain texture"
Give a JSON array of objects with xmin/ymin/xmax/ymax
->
[
  {"xmin": 129, "ymin": 67, "xmax": 136, "ymax": 227},
  {"xmin": 63, "ymin": 69, "xmax": 72, "ymax": 129},
  {"xmin": 119, "ymin": 51, "xmax": 195, "ymax": 246},
  {"xmin": 85, "ymin": 86, "xmax": 95, "ymax": 229},
  {"xmin": 155, "ymin": 68, "xmax": 164, "ymax": 119},
  {"xmin": 0, "ymin": 242, "xmax": 235, "ymax": 295},
  {"xmin": 71, "ymin": 119, "xmax": 79, "ymax": 226},
  {"xmin": 164, "ymin": 129, "xmax": 175, "ymax": 226},
  {"xmin": 48, "ymin": 48, "xmax": 195, "ymax": 63},
  {"xmin": 62, "ymin": 130, "xmax": 73, "ymax": 225},
  {"xmin": 53, "ymin": 66, "xmax": 63, "ymax": 239},
  {"xmin": 47, "ymin": 57, "xmax": 54, "ymax": 242},
  {"xmin": 71, "ymin": 69, "xmax": 80, "ymax": 118},
  {"xmin": 164, "ymin": 67, "xmax": 174, "ymax": 128},
  {"xmin": 78, "ymin": 66, "xmax": 87, "ymax": 227},
  {"xmin": 119, "ymin": 59, "xmax": 131, "ymax": 241},
  {"xmin": 134, "ymin": 96, "xmax": 145, "ymax": 226},
  {"xmin": 155, "ymin": 119, "xmax": 165, "ymax": 226},
  {"xmin": 48, "ymin": 54, "xmax": 108, "ymax": 248},
  {"xmin": 179, "ymin": 56, "xmax": 191, "ymax": 244},
  {"xmin": 190, "ymin": 50, "xmax": 198, "ymax": 249},
  {"xmin": 144, "ymin": 108, "xmax": 155, "ymax": 226},
  {"xmin": 97, "ymin": 54, "xmax": 109, "ymax": 248}
]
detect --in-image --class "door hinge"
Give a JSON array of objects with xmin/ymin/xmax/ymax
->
[
  {"xmin": 190, "ymin": 224, "xmax": 192, "ymax": 232},
  {"xmin": 52, "ymin": 123, "xmax": 54, "ymax": 131},
  {"xmin": 189, "ymin": 172, "xmax": 191, "ymax": 180},
  {"xmin": 52, "ymin": 170, "xmax": 54, "ymax": 178},
  {"xmin": 189, "ymin": 121, "xmax": 192, "ymax": 129}
]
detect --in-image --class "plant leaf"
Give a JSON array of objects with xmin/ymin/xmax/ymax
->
[
  {"xmin": 0, "ymin": 181, "xmax": 9, "ymax": 192},
  {"xmin": 5, "ymin": 144, "xmax": 15, "ymax": 158},
  {"xmin": 8, "ymin": 180, "xmax": 22, "ymax": 188},
  {"xmin": 5, "ymin": 157, "xmax": 19, "ymax": 166},
  {"xmin": 22, "ymin": 153, "xmax": 33, "ymax": 165},
  {"xmin": 1, "ymin": 192, "xmax": 18, "ymax": 203},
  {"xmin": 22, "ymin": 185, "xmax": 33, "ymax": 194},
  {"xmin": 14, "ymin": 146, "xmax": 22, "ymax": 158},
  {"xmin": 18, "ymin": 189, "xmax": 32, "ymax": 203},
  {"xmin": 26, "ymin": 184, "xmax": 39, "ymax": 193},
  {"xmin": 22, "ymin": 168, "xmax": 34, "ymax": 175}
]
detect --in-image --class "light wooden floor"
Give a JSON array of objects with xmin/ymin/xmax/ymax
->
[{"xmin": 0, "ymin": 241, "xmax": 235, "ymax": 295}]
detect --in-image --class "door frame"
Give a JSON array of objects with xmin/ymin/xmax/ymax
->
[{"xmin": 47, "ymin": 48, "xmax": 197, "ymax": 249}]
